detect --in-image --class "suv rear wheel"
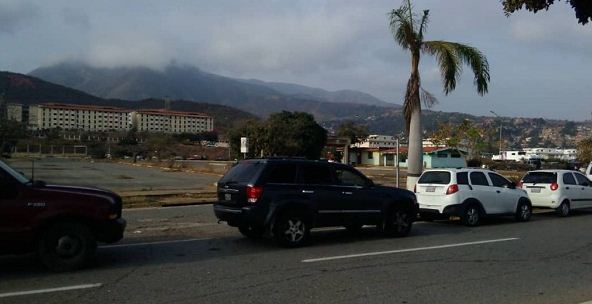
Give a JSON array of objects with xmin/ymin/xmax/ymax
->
[
  {"xmin": 273, "ymin": 211, "xmax": 310, "ymax": 247},
  {"xmin": 461, "ymin": 204, "xmax": 481, "ymax": 227},
  {"xmin": 383, "ymin": 209, "xmax": 413, "ymax": 237},
  {"xmin": 37, "ymin": 221, "xmax": 97, "ymax": 272}
]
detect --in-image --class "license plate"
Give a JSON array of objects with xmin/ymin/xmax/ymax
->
[
  {"xmin": 531, "ymin": 188, "xmax": 541, "ymax": 193},
  {"xmin": 426, "ymin": 186, "xmax": 435, "ymax": 192},
  {"xmin": 224, "ymin": 193, "xmax": 232, "ymax": 201}
]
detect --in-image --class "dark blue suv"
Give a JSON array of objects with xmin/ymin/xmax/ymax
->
[{"xmin": 213, "ymin": 158, "xmax": 418, "ymax": 247}]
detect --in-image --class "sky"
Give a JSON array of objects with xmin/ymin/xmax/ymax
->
[{"xmin": 0, "ymin": 0, "xmax": 591, "ymax": 121}]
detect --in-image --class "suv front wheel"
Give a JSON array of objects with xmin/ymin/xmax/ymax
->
[
  {"xmin": 383, "ymin": 209, "xmax": 413, "ymax": 237},
  {"xmin": 273, "ymin": 211, "xmax": 310, "ymax": 247}
]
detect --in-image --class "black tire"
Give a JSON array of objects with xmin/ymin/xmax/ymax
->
[
  {"xmin": 37, "ymin": 221, "xmax": 97, "ymax": 272},
  {"xmin": 238, "ymin": 225, "xmax": 264, "ymax": 238},
  {"xmin": 461, "ymin": 204, "xmax": 481, "ymax": 227},
  {"xmin": 556, "ymin": 201, "xmax": 570, "ymax": 217},
  {"xmin": 273, "ymin": 211, "xmax": 310, "ymax": 247},
  {"xmin": 515, "ymin": 199, "xmax": 532, "ymax": 222},
  {"xmin": 383, "ymin": 209, "xmax": 413, "ymax": 237}
]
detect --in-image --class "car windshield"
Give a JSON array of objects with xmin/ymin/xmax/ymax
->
[
  {"xmin": 0, "ymin": 160, "xmax": 30, "ymax": 184},
  {"xmin": 522, "ymin": 172, "xmax": 556, "ymax": 184},
  {"xmin": 219, "ymin": 161, "xmax": 264, "ymax": 184},
  {"xmin": 418, "ymin": 171, "xmax": 451, "ymax": 184}
]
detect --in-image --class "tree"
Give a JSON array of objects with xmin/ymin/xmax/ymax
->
[
  {"xmin": 502, "ymin": 0, "xmax": 592, "ymax": 25},
  {"xmin": 577, "ymin": 137, "xmax": 592, "ymax": 164},
  {"xmin": 227, "ymin": 112, "xmax": 327, "ymax": 160},
  {"xmin": 336, "ymin": 121, "xmax": 369, "ymax": 144},
  {"xmin": 389, "ymin": 0, "xmax": 490, "ymax": 190}
]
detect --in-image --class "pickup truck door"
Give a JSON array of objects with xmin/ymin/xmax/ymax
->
[{"xmin": 0, "ymin": 169, "xmax": 36, "ymax": 245}]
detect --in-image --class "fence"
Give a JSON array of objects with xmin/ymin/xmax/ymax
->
[{"xmin": 13, "ymin": 144, "xmax": 88, "ymax": 156}]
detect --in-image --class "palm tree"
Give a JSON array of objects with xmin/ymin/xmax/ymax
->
[{"xmin": 389, "ymin": 0, "xmax": 490, "ymax": 190}]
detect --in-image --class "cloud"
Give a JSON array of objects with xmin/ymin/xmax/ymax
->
[{"xmin": 0, "ymin": 1, "xmax": 39, "ymax": 34}]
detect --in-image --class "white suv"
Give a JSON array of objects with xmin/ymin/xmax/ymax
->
[
  {"xmin": 416, "ymin": 168, "xmax": 532, "ymax": 226},
  {"xmin": 586, "ymin": 162, "xmax": 592, "ymax": 180},
  {"xmin": 519, "ymin": 170, "xmax": 592, "ymax": 216}
]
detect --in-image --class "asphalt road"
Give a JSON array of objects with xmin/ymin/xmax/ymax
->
[{"xmin": 2, "ymin": 205, "xmax": 592, "ymax": 304}]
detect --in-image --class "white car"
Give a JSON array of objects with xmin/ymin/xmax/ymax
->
[
  {"xmin": 586, "ymin": 162, "xmax": 592, "ymax": 180},
  {"xmin": 416, "ymin": 168, "xmax": 532, "ymax": 226},
  {"xmin": 519, "ymin": 170, "xmax": 592, "ymax": 216}
]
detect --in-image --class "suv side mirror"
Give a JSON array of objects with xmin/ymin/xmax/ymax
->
[{"xmin": 506, "ymin": 182, "xmax": 516, "ymax": 189}]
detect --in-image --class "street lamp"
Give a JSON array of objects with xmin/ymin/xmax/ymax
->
[{"xmin": 490, "ymin": 111, "xmax": 503, "ymax": 158}]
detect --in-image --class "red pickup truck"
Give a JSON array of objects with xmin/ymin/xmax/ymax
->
[{"xmin": 0, "ymin": 160, "xmax": 126, "ymax": 271}]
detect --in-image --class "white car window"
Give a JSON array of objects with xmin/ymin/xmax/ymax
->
[
  {"xmin": 470, "ymin": 172, "xmax": 489, "ymax": 186},
  {"xmin": 563, "ymin": 173, "xmax": 577, "ymax": 185},
  {"xmin": 488, "ymin": 173, "xmax": 511, "ymax": 188},
  {"xmin": 574, "ymin": 173, "xmax": 591, "ymax": 187}
]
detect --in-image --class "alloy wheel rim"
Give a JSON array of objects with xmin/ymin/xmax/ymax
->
[
  {"xmin": 284, "ymin": 219, "xmax": 305, "ymax": 242},
  {"xmin": 467, "ymin": 208, "xmax": 478, "ymax": 225},
  {"xmin": 55, "ymin": 235, "xmax": 82, "ymax": 257},
  {"xmin": 562, "ymin": 203, "xmax": 569, "ymax": 215},
  {"xmin": 521, "ymin": 204, "xmax": 530, "ymax": 219},
  {"xmin": 394, "ymin": 212, "xmax": 409, "ymax": 232}
]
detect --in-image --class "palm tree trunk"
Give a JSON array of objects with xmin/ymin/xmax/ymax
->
[
  {"xmin": 407, "ymin": 107, "xmax": 422, "ymax": 190},
  {"xmin": 406, "ymin": 51, "xmax": 423, "ymax": 191}
]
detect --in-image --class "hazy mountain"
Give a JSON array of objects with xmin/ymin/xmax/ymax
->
[
  {"xmin": 0, "ymin": 71, "xmax": 256, "ymax": 130},
  {"xmin": 29, "ymin": 62, "xmax": 399, "ymax": 121},
  {"xmin": 243, "ymin": 79, "xmax": 397, "ymax": 107}
]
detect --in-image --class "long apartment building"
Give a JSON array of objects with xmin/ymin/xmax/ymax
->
[
  {"xmin": 22, "ymin": 103, "xmax": 213, "ymax": 133},
  {"xmin": 131, "ymin": 109, "xmax": 214, "ymax": 133}
]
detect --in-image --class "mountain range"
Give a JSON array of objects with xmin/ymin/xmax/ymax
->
[{"xmin": 29, "ymin": 62, "xmax": 400, "ymax": 121}]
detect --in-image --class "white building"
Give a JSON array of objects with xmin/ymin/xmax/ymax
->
[
  {"xmin": 353, "ymin": 135, "xmax": 398, "ymax": 148},
  {"xmin": 28, "ymin": 103, "xmax": 131, "ymax": 132},
  {"xmin": 131, "ymin": 109, "xmax": 214, "ymax": 133},
  {"xmin": 493, "ymin": 148, "xmax": 577, "ymax": 162}
]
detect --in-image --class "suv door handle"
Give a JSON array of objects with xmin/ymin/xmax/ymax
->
[
  {"xmin": 342, "ymin": 191, "xmax": 353, "ymax": 195},
  {"xmin": 566, "ymin": 187, "xmax": 570, "ymax": 190},
  {"xmin": 496, "ymin": 190, "xmax": 501, "ymax": 193},
  {"xmin": 302, "ymin": 190, "xmax": 315, "ymax": 194}
]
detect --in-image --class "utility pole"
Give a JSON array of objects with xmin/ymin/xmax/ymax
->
[{"xmin": 490, "ymin": 111, "xmax": 503, "ymax": 159}]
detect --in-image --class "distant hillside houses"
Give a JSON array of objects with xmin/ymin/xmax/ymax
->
[
  {"xmin": 492, "ymin": 148, "xmax": 577, "ymax": 162},
  {"xmin": 7, "ymin": 103, "xmax": 214, "ymax": 134}
]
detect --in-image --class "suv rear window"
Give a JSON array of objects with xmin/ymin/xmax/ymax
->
[
  {"xmin": 522, "ymin": 172, "xmax": 556, "ymax": 184},
  {"xmin": 418, "ymin": 171, "xmax": 451, "ymax": 184},
  {"xmin": 219, "ymin": 161, "xmax": 265, "ymax": 184}
]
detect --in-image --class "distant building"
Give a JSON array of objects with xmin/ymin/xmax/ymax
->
[
  {"xmin": 353, "ymin": 134, "xmax": 398, "ymax": 148},
  {"xmin": 131, "ymin": 109, "xmax": 214, "ymax": 133},
  {"xmin": 6, "ymin": 103, "xmax": 28, "ymax": 123},
  {"xmin": 28, "ymin": 103, "xmax": 131, "ymax": 132},
  {"xmin": 492, "ymin": 148, "xmax": 577, "ymax": 162},
  {"xmin": 25, "ymin": 103, "xmax": 214, "ymax": 134}
]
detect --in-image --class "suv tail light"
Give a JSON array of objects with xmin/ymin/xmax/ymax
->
[
  {"xmin": 550, "ymin": 182, "xmax": 559, "ymax": 191},
  {"xmin": 446, "ymin": 184, "xmax": 459, "ymax": 195},
  {"xmin": 413, "ymin": 184, "xmax": 417, "ymax": 193},
  {"xmin": 246, "ymin": 185, "xmax": 263, "ymax": 203}
]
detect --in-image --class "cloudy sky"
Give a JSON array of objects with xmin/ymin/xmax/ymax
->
[{"xmin": 1, "ymin": 0, "xmax": 591, "ymax": 120}]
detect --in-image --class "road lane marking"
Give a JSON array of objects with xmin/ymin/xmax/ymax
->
[
  {"xmin": 302, "ymin": 237, "xmax": 519, "ymax": 263},
  {"xmin": 0, "ymin": 283, "xmax": 102, "ymax": 298},
  {"xmin": 101, "ymin": 237, "xmax": 213, "ymax": 249}
]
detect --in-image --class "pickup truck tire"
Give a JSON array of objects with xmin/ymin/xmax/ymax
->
[
  {"xmin": 37, "ymin": 221, "xmax": 97, "ymax": 272},
  {"xmin": 383, "ymin": 208, "xmax": 413, "ymax": 237},
  {"xmin": 273, "ymin": 211, "xmax": 310, "ymax": 248}
]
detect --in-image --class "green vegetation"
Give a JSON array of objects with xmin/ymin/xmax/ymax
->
[
  {"xmin": 577, "ymin": 137, "xmax": 592, "ymax": 164},
  {"xmin": 336, "ymin": 121, "xmax": 369, "ymax": 145},
  {"xmin": 227, "ymin": 111, "xmax": 327, "ymax": 160},
  {"xmin": 502, "ymin": 0, "xmax": 591, "ymax": 25}
]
